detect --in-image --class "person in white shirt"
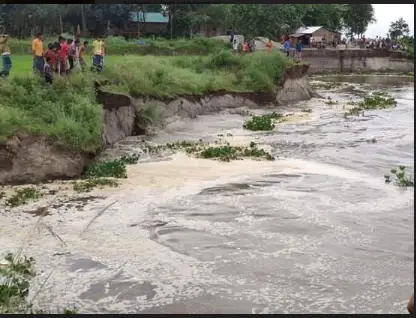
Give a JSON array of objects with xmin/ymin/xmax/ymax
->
[{"xmin": 232, "ymin": 38, "xmax": 238, "ymax": 53}]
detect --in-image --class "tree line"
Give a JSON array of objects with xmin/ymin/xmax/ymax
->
[{"xmin": 0, "ymin": 4, "xmax": 379, "ymax": 40}]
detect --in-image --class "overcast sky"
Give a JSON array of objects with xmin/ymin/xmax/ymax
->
[{"xmin": 365, "ymin": 4, "xmax": 414, "ymax": 38}]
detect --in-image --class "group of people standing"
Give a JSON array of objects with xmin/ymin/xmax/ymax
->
[
  {"xmin": 0, "ymin": 32, "xmax": 106, "ymax": 83},
  {"xmin": 32, "ymin": 32, "xmax": 105, "ymax": 83}
]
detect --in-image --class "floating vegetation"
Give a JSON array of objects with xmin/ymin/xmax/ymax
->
[
  {"xmin": 384, "ymin": 166, "xmax": 414, "ymax": 187},
  {"xmin": 301, "ymin": 108, "xmax": 312, "ymax": 113},
  {"xmin": 345, "ymin": 91, "xmax": 397, "ymax": 117},
  {"xmin": 200, "ymin": 141, "xmax": 274, "ymax": 162},
  {"xmin": 141, "ymin": 139, "xmax": 274, "ymax": 162},
  {"xmin": 5, "ymin": 188, "xmax": 42, "ymax": 207},
  {"xmin": 243, "ymin": 112, "xmax": 284, "ymax": 131},
  {"xmin": 84, "ymin": 153, "xmax": 140, "ymax": 179},
  {"xmin": 358, "ymin": 92, "xmax": 397, "ymax": 109}
]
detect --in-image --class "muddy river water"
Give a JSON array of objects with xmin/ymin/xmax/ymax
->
[{"xmin": 0, "ymin": 75, "xmax": 414, "ymax": 314}]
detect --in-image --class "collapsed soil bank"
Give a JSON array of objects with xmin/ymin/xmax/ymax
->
[{"xmin": 0, "ymin": 64, "xmax": 312, "ymax": 185}]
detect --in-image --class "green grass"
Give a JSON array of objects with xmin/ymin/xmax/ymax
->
[
  {"xmin": 1, "ymin": 50, "xmax": 291, "ymax": 153},
  {"xmin": 8, "ymin": 36, "xmax": 231, "ymax": 56},
  {"xmin": 243, "ymin": 112, "xmax": 285, "ymax": 131}
]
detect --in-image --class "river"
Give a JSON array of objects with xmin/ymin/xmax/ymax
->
[{"xmin": 0, "ymin": 75, "xmax": 413, "ymax": 314}]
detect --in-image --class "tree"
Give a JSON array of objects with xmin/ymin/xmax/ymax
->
[
  {"xmin": 342, "ymin": 4, "xmax": 375, "ymax": 38},
  {"xmin": 389, "ymin": 17, "xmax": 410, "ymax": 40}
]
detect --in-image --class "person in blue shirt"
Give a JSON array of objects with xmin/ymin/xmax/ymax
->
[
  {"xmin": 283, "ymin": 36, "xmax": 291, "ymax": 57},
  {"xmin": 295, "ymin": 38, "xmax": 304, "ymax": 61}
]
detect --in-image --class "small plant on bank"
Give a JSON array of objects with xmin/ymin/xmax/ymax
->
[
  {"xmin": 243, "ymin": 112, "xmax": 284, "ymax": 131},
  {"xmin": 384, "ymin": 166, "xmax": 414, "ymax": 187},
  {"xmin": 5, "ymin": 188, "xmax": 42, "ymax": 207}
]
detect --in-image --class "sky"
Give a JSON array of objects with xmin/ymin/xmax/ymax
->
[{"xmin": 365, "ymin": 4, "xmax": 414, "ymax": 38}]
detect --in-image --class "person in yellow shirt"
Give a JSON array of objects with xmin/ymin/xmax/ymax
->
[
  {"xmin": 91, "ymin": 35, "xmax": 105, "ymax": 72},
  {"xmin": 0, "ymin": 34, "xmax": 12, "ymax": 77},
  {"xmin": 32, "ymin": 32, "xmax": 44, "ymax": 74}
]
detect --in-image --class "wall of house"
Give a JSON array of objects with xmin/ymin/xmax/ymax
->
[
  {"xmin": 311, "ymin": 29, "xmax": 340, "ymax": 42},
  {"xmin": 300, "ymin": 49, "xmax": 413, "ymax": 74}
]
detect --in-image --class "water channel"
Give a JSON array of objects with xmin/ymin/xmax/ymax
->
[{"xmin": 0, "ymin": 75, "xmax": 413, "ymax": 314}]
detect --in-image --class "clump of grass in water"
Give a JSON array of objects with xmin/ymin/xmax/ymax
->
[
  {"xmin": 345, "ymin": 92, "xmax": 397, "ymax": 117},
  {"xmin": 384, "ymin": 166, "xmax": 414, "ymax": 187},
  {"xmin": 84, "ymin": 154, "xmax": 139, "ymax": 179},
  {"xmin": 0, "ymin": 253, "xmax": 78, "ymax": 314},
  {"xmin": 76, "ymin": 153, "xmax": 139, "ymax": 192},
  {"xmin": 72, "ymin": 178, "xmax": 119, "ymax": 193},
  {"xmin": 243, "ymin": 112, "xmax": 284, "ymax": 131},
  {"xmin": 199, "ymin": 141, "xmax": 274, "ymax": 162},
  {"xmin": 358, "ymin": 92, "xmax": 397, "ymax": 109},
  {"xmin": 141, "ymin": 139, "xmax": 273, "ymax": 162},
  {"xmin": 5, "ymin": 188, "xmax": 42, "ymax": 207},
  {"xmin": 301, "ymin": 108, "xmax": 312, "ymax": 113}
]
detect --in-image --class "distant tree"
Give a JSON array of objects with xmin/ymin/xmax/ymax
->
[
  {"xmin": 388, "ymin": 17, "xmax": 410, "ymax": 40},
  {"xmin": 342, "ymin": 4, "xmax": 375, "ymax": 38}
]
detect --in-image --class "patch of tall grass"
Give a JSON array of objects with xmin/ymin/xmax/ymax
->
[
  {"xmin": 101, "ymin": 50, "xmax": 291, "ymax": 98},
  {"xmin": 0, "ymin": 73, "xmax": 102, "ymax": 152},
  {"xmin": 9, "ymin": 36, "xmax": 230, "ymax": 56}
]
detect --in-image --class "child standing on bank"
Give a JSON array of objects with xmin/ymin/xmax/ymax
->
[
  {"xmin": 44, "ymin": 56, "xmax": 53, "ymax": 84},
  {"xmin": 78, "ymin": 41, "xmax": 88, "ymax": 72},
  {"xmin": 44, "ymin": 43, "xmax": 57, "ymax": 73}
]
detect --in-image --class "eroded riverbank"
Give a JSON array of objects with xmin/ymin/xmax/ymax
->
[{"xmin": 0, "ymin": 75, "xmax": 414, "ymax": 314}]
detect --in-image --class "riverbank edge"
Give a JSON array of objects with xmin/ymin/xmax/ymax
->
[{"xmin": 0, "ymin": 64, "xmax": 313, "ymax": 185}]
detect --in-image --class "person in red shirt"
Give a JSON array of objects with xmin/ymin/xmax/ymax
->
[
  {"xmin": 58, "ymin": 36, "xmax": 69, "ymax": 75},
  {"xmin": 44, "ymin": 43, "xmax": 57, "ymax": 73}
]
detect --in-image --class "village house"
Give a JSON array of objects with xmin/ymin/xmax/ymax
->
[
  {"xmin": 290, "ymin": 26, "xmax": 341, "ymax": 47},
  {"xmin": 121, "ymin": 11, "xmax": 169, "ymax": 38}
]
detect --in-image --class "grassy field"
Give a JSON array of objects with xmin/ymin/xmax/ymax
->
[
  {"xmin": 0, "ymin": 50, "xmax": 292, "ymax": 153},
  {"xmin": 8, "ymin": 36, "xmax": 231, "ymax": 56}
]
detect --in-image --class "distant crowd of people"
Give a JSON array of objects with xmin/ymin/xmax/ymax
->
[
  {"xmin": 0, "ymin": 32, "xmax": 107, "ymax": 84},
  {"xmin": 229, "ymin": 32, "xmax": 304, "ymax": 62}
]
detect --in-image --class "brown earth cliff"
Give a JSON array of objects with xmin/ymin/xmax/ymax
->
[{"xmin": 0, "ymin": 64, "xmax": 312, "ymax": 185}]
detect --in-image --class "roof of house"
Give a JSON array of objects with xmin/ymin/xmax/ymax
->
[
  {"xmin": 129, "ymin": 12, "xmax": 169, "ymax": 24},
  {"xmin": 295, "ymin": 26, "xmax": 323, "ymax": 34},
  {"xmin": 289, "ymin": 33, "xmax": 304, "ymax": 38},
  {"xmin": 295, "ymin": 26, "xmax": 342, "ymax": 35}
]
